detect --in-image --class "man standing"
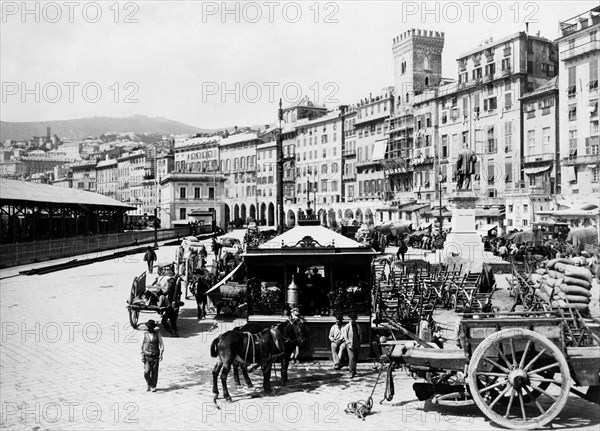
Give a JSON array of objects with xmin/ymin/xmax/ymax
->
[
  {"xmin": 396, "ymin": 240, "xmax": 408, "ymax": 263},
  {"xmin": 456, "ymin": 144, "xmax": 477, "ymax": 190},
  {"xmin": 141, "ymin": 320, "xmax": 164, "ymax": 392},
  {"xmin": 329, "ymin": 314, "xmax": 346, "ymax": 370},
  {"xmin": 143, "ymin": 246, "xmax": 157, "ymax": 274},
  {"xmin": 342, "ymin": 312, "xmax": 361, "ymax": 378}
]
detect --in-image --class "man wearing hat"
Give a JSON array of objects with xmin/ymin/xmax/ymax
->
[
  {"xmin": 329, "ymin": 314, "xmax": 346, "ymax": 370},
  {"xmin": 140, "ymin": 320, "xmax": 164, "ymax": 392},
  {"xmin": 342, "ymin": 312, "xmax": 361, "ymax": 378}
]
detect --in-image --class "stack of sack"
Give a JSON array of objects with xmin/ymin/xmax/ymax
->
[{"xmin": 531, "ymin": 258, "xmax": 593, "ymax": 313}]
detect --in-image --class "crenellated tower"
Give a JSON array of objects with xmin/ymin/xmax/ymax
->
[{"xmin": 392, "ymin": 29, "xmax": 445, "ymax": 108}]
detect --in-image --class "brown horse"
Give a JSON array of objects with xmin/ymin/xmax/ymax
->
[{"xmin": 210, "ymin": 320, "xmax": 305, "ymax": 402}]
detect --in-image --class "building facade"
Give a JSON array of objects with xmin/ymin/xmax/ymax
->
[{"xmin": 557, "ymin": 8, "xmax": 600, "ymax": 212}]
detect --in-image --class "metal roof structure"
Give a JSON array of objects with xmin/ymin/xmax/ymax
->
[{"xmin": 0, "ymin": 179, "xmax": 134, "ymax": 209}]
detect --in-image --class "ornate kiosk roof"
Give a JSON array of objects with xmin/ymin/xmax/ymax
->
[{"xmin": 245, "ymin": 224, "xmax": 376, "ymax": 256}]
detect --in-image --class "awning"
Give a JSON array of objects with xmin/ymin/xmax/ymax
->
[
  {"xmin": 372, "ymin": 141, "xmax": 388, "ymax": 161},
  {"xmin": 563, "ymin": 166, "xmax": 576, "ymax": 183},
  {"xmin": 523, "ymin": 164, "xmax": 553, "ymax": 175},
  {"xmin": 418, "ymin": 222, "xmax": 432, "ymax": 230},
  {"xmin": 477, "ymin": 224, "xmax": 498, "ymax": 233},
  {"xmin": 475, "ymin": 209, "xmax": 501, "ymax": 218},
  {"xmin": 399, "ymin": 203, "xmax": 428, "ymax": 213}
]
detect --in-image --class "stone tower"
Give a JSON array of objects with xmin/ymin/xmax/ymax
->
[{"xmin": 392, "ymin": 29, "xmax": 445, "ymax": 108}]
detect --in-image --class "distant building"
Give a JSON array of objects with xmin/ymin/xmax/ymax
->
[
  {"xmin": 556, "ymin": 7, "xmax": 600, "ymax": 217},
  {"xmin": 95, "ymin": 158, "xmax": 118, "ymax": 199},
  {"xmin": 219, "ymin": 132, "xmax": 259, "ymax": 226},
  {"xmin": 506, "ymin": 77, "xmax": 559, "ymax": 229},
  {"xmin": 159, "ymin": 172, "xmax": 227, "ymax": 229}
]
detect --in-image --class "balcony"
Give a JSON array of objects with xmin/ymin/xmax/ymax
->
[
  {"xmin": 523, "ymin": 152, "xmax": 555, "ymax": 165},
  {"xmin": 412, "ymin": 156, "xmax": 434, "ymax": 166},
  {"xmin": 356, "ymin": 159, "xmax": 381, "ymax": 168},
  {"xmin": 560, "ymin": 40, "xmax": 600, "ymax": 61},
  {"xmin": 342, "ymin": 173, "xmax": 356, "ymax": 182},
  {"xmin": 505, "ymin": 182, "xmax": 551, "ymax": 197},
  {"xmin": 501, "ymin": 67, "xmax": 512, "ymax": 77},
  {"xmin": 562, "ymin": 153, "xmax": 600, "ymax": 165},
  {"xmin": 342, "ymin": 148, "xmax": 356, "ymax": 157}
]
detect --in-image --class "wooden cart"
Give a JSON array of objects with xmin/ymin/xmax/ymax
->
[
  {"xmin": 384, "ymin": 310, "xmax": 600, "ymax": 429},
  {"xmin": 126, "ymin": 263, "xmax": 182, "ymax": 329}
]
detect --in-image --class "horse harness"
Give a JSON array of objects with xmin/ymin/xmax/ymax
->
[{"xmin": 235, "ymin": 326, "xmax": 286, "ymax": 371}]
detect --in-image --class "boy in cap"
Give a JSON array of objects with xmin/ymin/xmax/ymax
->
[
  {"xmin": 342, "ymin": 312, "xmax": 361, "ymax": 378},
  {"xmin": 140, "ymin": 320, "xmax": 164, "ymax": 392},
  {"xmin": 329, "ymin": 314, "xmax": 346, "ymax": 370}
]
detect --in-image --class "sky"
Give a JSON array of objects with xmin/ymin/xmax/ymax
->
[{"xmin": 1, "ymin": 0, "xmax": 598, "ymax": 129}]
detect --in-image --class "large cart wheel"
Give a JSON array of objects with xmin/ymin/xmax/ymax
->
[
  {"xmin": 128, "ymin": 281, "xmax": 140, "ymax": 329},
  {"xmin": 467, "ymin": 328, "xmax": 571, "ymax": 430},
  {"xmin": 129, "ymin": 307, "xmax": 140, "ymax": 329}
]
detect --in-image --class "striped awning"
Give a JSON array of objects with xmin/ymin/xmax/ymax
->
[{"xmin": 523, "ymin": 164, "xmax": 553, "ymax": 175}]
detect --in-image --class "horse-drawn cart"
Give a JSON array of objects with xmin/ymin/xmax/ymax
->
[
  {"xmin": 126, "ymin": 263, "xmax": 182, "ymax": 329},
  {"xmin": 383, "ymin": 310, "xmax": 600, "ymax": 429}
]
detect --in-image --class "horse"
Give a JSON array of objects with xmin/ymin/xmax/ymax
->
[
  {"xmin": 190, "ymin": 270, "xmax": 213, "ymax": 320},
  {"xmin": 210, "ymin": 319, "xmax": 305, "ymax": 402}
]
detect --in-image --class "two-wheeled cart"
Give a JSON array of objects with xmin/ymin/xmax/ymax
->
[{"xmin": 384, "ymin": 310, "xmax": 600, "ymax": 429}]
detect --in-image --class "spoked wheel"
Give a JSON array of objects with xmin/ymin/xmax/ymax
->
[
  {"xmin": 128, "ymin": 281, "xmax": 140, "ymax": 329},
  {"xmin": 467, "ymin": 328, "xmax": 571, "ymax": 430},
  {"xmin": 129, "ymin": 307, "xmax": 140, "ymax": 329}
]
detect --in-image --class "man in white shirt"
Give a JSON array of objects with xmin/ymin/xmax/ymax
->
[
  {"xmin": 328, "ymin": 315, "xmax": 346, "ymax": 370},
  {"xmin": 342, "ymin": 312, "xmax": 361, "ymax": 378}
]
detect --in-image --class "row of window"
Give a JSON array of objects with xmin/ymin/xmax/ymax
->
[
  {"xmin": 296, "ymin": 180, "xmax": 339, "ymax": 193},
  {"xmin": 179, "ymin": 186, "xmax": 215, "ymax": 200}
]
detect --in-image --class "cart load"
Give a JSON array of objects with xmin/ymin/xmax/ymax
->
[{"xmin": 533, "ymin": 258, "xmax": 594, "ymax": 313}]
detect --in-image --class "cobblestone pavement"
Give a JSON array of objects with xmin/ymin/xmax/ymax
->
[{"xmin": 1, "ymin": 242, "xmax": 599, "ymax": 430}]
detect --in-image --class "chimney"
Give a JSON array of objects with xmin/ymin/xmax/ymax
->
[{"xmin": 525, "ymin": 22, "xmax": 529, "ymax": 34}]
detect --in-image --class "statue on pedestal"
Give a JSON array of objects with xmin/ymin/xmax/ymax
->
[{"xmin": 456, "ymin": 145, "xmax": 477, "ymax": 190}]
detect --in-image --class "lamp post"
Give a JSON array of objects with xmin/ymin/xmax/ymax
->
[{"xmin": 438, "ymin": 171, "xmax": 443, "ymax": 239}]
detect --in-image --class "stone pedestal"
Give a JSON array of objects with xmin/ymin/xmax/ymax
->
[{"xmin": 442, "ymin": 189, "xmax": 485, "ymax": 273}]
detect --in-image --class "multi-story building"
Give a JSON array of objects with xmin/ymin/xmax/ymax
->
[
  {"xmin": 341, "ymin": 106, "xmax": 358, "ymax": 210},
  {"xmin": 173, "ymin": 136, "xmax": 220, "ymax": 173},
  {"xmin": 95, "ymin": 158, "xmax": 118, "ymax": 199},
  {"xmin": 159, "ymin": 173, "xmax": 227, "ymax": 228},
  {"xmin": 219, "ymin": 132, "xmax": 259, "ymax": 226},
  {"xmin": 116, "ymin": 150, "xmax": 147, "ymax": 218},
  {"xmin": 397, "ymin": 30, "xmax": 558, "ymax": 232},
  {"xmin": 256, "ymin": 139, "xmax": 277, "ymax": 225},
  {"xmin": 292, "ymin": 111, "xmax": 343, "ymax": 226},
  {"xmin": 506, "ymin": 77, "xmax": 559, "ymax": 229},
  {"xmin": 71, "ymin": 160, "xmax": 97, "ymax": 192},
  {"xmin": 556, "ymin": 7, "xmax": 600, "ymax": 217},
  {"xmin": 354, "ymin": 89, "xmax": 394, "ymax": 225}
]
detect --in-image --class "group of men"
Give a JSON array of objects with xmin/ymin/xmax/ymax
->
[{"xmin": 328, "ymin": 313, "xmax": 361, "ymax": 378}]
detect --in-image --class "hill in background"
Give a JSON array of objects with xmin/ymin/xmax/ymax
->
[{"xmin": 0, "ymin": 115, "xmax": 221, "ymax": 141}]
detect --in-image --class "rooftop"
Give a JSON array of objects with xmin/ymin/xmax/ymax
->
[
  {"xmin": 457, "ymin": 31, "xmax": 552, "ymax": 60},
  {"xmin": 558, "ymin": 6, "xmax": 600, "ymax": 39},
  {"xmin": 521, "ymin": 77, "xmax": 559, "ymax": 100},
  {"xmin": 220, "ymin": 132, "xmax": 259, "ymax": 147},
  {"xmin": 0, "ymin": 179, "xmax": 133, "ymax": 209},
  {"xmin": 255, "ymin": 224, "xmax": 373, "ymax": 252}
]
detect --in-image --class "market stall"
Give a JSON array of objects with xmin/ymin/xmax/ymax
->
[{"xmin": 244, "ymin": 215, "xmax": 377, "ymax": 358}]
